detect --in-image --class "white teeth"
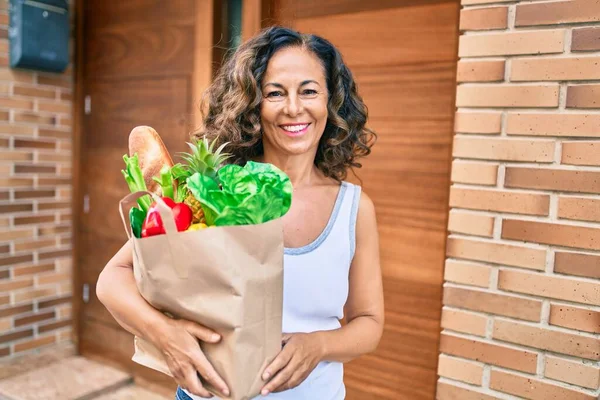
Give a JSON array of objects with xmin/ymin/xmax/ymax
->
[{"xmin": 282, "ymin": 124, "xmax": 308, "ymax": 133}]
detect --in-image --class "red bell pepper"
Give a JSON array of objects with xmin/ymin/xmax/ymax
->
[{"xmin": 141, "ymin": 197, "xmax": 193, "ymax": 237}]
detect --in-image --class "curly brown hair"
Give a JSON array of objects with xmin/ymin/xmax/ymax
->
[{"xmin": 192, "ymin": 26, "xmax": 376, "ymax": 181}]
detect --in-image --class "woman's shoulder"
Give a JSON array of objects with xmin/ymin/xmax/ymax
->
[{"xmin": 349, "ymin": 185, "xmax": 376, "ymax": 230}]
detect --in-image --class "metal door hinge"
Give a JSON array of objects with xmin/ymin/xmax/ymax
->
[
  {"xmin": 82, "ymin": 283, "xmax": 90, "ymax": 303},
  {"xmin": 84, "ymin": 95, "xmax": 91, "ymax": 115},
  {"xmin": 83, "ymin": 194, "xmax": 90, "ymax": 214}
]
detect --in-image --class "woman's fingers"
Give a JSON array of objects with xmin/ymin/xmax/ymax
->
[
  {"xmin": 182, "ymin": 320, "xmax": 221, "ymax": 344},
  {"xmin": 261, "ymin": 357, "xmax": 296, "ymax": 396},
  {"xmin": 272, "ymin": 369, "xmax": 304, "ymax": 393},
  {"xmin": 182, "ymin": 365, "xmax": 213, "ymax": 398},
  {"xmin": 192, "ymin": 349, "xmax": 230, "ymax": 397},
  {"xmin": 262, "ymin": 343, "xmax": 293, "ymax": 381}
]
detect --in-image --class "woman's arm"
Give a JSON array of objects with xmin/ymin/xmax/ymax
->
[
  {"xmin": 318, "ymin": 191, "xmax": 385, "ymax": 362},
  {"xmin": 260, "ymin": 192, "xmax": 384, "ymax": 394},
  {"xmin": 96, "ymin": 241, "xmax": 168, "ymax": 342},
  {"xmin": 96, "ymin": 241, "xmax": 230, "ymax": 398}
]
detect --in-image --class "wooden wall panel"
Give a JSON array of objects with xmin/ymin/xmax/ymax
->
[
  {"xmin": 276, "ymin": 0, "xmax": 458, "ymax": 20},
  {"xmin": 289, "ymin": 4, "xmax": 459, "ymax": 66},
  {"xmin": 272, "ymin": 1, "xmax": 460, "ymax": 398},
  {"xmin": 77, "ymin": 0, "xmax": 207, "ymax": 384}
]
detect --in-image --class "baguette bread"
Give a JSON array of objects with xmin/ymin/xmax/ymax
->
[{"xmin": 128, "ymin": 126, "xmax": 174, "ymax": 195}]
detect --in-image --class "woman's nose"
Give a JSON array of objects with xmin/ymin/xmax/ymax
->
[{"xmin": 283, "ymin": 94, "xmax": 303, "ymax": 117}]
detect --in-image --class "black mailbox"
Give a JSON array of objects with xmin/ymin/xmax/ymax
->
[{"xmin": 9, "ymin": 0, "xmax": 70, "ymax": 73}]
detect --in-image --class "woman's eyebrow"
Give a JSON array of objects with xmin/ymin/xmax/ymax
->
[
  {"xmin": 263, "ymin": 80, "xmax": 321, "ymax": 89},
  {"xmin": 263, "ymin": 82, "xmax": 284, "ymax": 89}
]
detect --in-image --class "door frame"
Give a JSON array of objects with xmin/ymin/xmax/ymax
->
[{"xmin": 71, "ymin": 0, "xmax": 266, "ymax": 358}]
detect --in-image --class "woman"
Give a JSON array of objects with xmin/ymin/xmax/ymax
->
[{"xmin": 97, "ymin": 26, "xmax": 384, "ymax": 400}]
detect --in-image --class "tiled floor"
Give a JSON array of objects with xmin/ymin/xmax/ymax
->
[{"xmin": 0, "ymin": 343, "xmax": 171, "ymax": 400}]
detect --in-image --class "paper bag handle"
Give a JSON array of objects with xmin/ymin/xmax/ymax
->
[
  {"xmin": 118, "ymin": 191, "xmax": 179, "ymax": 239},
  {"xmin": 118, "ymin": 191, "xmax": 188, "ymax": 278}
]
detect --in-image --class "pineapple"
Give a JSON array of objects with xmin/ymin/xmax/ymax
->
[{"xmin": 179, "ymin": 136, "xmax": 231, "ymax": 223}]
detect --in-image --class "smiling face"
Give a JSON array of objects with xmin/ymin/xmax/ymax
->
[{"xmin": 260, "ymin": 46, "xmax": 329, "ymax": 158}]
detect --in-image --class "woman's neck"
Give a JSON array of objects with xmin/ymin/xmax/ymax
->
[{"xmin": 260, "ymin": 150, "xmax": 320, "ymax": 189}]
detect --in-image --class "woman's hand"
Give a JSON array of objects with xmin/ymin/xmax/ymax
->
[
  {"xmin": 154, "ymin": 318, "xmax": 230, "ymax": 398},
  {"xmin": 260, "ymin": 332, "xmax": 325, "ymax": 395}
]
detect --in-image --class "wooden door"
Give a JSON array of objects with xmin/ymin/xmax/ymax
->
[
  {"xmin": 272, "ymin": 1, "xmax": 460, "ymax": 399},
  {"xmin": 75, "ymin": 0, "xmax": 207, "ymax": 388}
]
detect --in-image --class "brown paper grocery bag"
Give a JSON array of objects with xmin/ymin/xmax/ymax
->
[{"xmin": 119, "ymin": 191, "xmax": 284, "ymax": 400}]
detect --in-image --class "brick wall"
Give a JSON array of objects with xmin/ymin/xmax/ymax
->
[
  {"xmin": 438, "ymin": 0, "xmax": 600, "ymax": 399},
  {"xmin": 0, "ymin": 0, "xmax": 75, "ymax": 358}
]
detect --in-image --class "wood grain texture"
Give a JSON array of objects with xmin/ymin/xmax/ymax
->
[
  {"xmin": 85, "ymin": 24, "xmax": 195, "ymax": 79},
  {"xmin": 78, "ymin": 0, "xmax": 199, "ymax": 385},
  {"xmin": 85, "ymin": 0, "xmax": 195, "ymax": 31},
  {"xmin": 275, "ymin": 0, "xmax": 457, "ymax": 20},
  {"xmin": 288, "ymin": 3, "xmax": 459, "ymax": 67},
  {"xmin": 273, "ymin": 1, "xmax": 459, "ymax": 398}
]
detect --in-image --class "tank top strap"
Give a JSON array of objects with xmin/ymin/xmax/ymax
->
[{"xmin": 328, "ymin": 181, "xmax": 362, "ymax": 260}]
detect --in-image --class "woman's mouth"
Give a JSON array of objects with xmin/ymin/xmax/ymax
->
[{"xmin": 279, "ymin": 123, "xmax": 310, "ymax": 137}]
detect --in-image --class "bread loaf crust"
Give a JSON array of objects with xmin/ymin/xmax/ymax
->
[{"xmin": 128, "ymin": 126, "xmax": 174, "ymax": 195}]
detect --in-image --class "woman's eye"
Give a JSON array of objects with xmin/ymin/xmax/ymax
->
[
  {"xmin": 302, "ymin": 89, "xmax": 318, "ymax": 95},
  {"xmin": 266, "ymin": 91, "xmax": 283, "ymax": 98}
]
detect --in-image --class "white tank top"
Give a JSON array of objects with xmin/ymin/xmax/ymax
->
[{"xmin": 185, "ymin": 181, "xmax": 361, "ymax": 400}]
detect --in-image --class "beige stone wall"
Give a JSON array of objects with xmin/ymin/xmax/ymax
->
[
  {"xmin": 439, "ymin": 0, "xmax": 600, "ymax": 399},
  {"xmin": 0, "ymin": 0, "xmax": 74, "ymax": 358}
]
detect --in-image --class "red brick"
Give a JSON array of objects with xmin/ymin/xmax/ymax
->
[
  {"xmin": 545, "ymin": 355, "xmax": 600, "ymax": 390},
  {"xmin": 549, "ymin": 303, "xmax": 600, "ymax": 334},
  {"xmin": 491, "ymin": 369, "xmax": 596, "ymax": 400},
  {"xmin": 516, "ymin": 0, "xmax": 600, "ymax": 27},
  {"xmin": 455, "ymin": 111, "xmax": 502, "ymax": 134},
  {"xmin": 567, "ymin": 84, "xmax": 600, "ymax": 109},
  {"xmin": 453, "ymin": 137, "xmax": 554, "ymax": 162},
  {"xmin": 460, "ymin": 7, "xmax": 508, "ymax": 31},
  {"xmin": 512, "ymin": 57, "xmax": 600, "ymax": 82},
  {"xmin": 572, "ymin": 27, "xmax": 600, "ymax": 52},
  {"xmin": 13, "ymin": 335, "xmax": 56, "ymax": 352},
  {"xmin": 505, "ymin": 167, "xmax": 600, "ymax": 194},
  {"xmin": 0, "ymin": 304, "xmax": 33, "ymax": 318},
  {"xmin": 562, "ymin": 141, "xmax": 600, "ymax": 166},
  {"xmin": 441, "ymin": 308, "xmax": 488, "ymax": 337},
  {"xmin": 447, "ymin": 237, "xmax": 546, "ymax": 270},
  {"xmin": 498, "ymin": 269, "xmax": 600, "ymax": 306},
  {"xmin": 439, "ymin": 332, "xmax": 538, "ymax": 373},
  {"xmin": 558, "ymin": 196, "xmax": 600, "ymax": 223},
  {"xmin": 456, "ymin": 85, "xmax": 559, "ymax": 108},
  {"xmin": 459, "ymin": 30, "xmax": 564, "ymax": 57},
  {"xmin": 554, "ymin": 251, "xmax": 600, "ymax": 279},
  {"xmin": 451, "ymin": 161, "xmax": 498, "ymax": 186},
  {"xmin": 447, "ymin": 210, "xmax": 495, "ymax": 237},
  {"xmin": 456, "ymin": 60, "xmax": 505, "ymax": 83},
  {"xmin": 444, "ymin": 286, "xmax": 542, "ymax": 321},
  {"xmin": 14, "ymin": 310, "xmax": 55, "ymax": 327},
  {"xmin": 0, "ymin": 253, "xmax": 33, "ymax": 267},
  {"xmin": 14, "ymin": 112, "xmax": 55, "ymax": 126},
  {"xmin": 503, "ymin": 218, "xmax": 600, "ymax": 252},
  {"xmin": 0, "ymin": 203, "xmax": 33, "ymax": 213},
  {"xmin": 13, "ymin": 85, "xmax": 55, "ymax": 99},
  {"xmin": 494, "ymin": 319, "xmax": 600, "ymax": 360},
  {"xmin": 437, "ymin": 354, "xmax": 483, "ymax": 385},
  {"xmin": 450, "ymin": 187, "xmax": 550, "ymax": 216},
  {"xmin": 436, "ymin": 381, "xmax": 496, "ymax": 400}
]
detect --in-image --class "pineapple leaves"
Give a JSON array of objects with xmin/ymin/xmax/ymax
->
[{"xmin": 185, "ymin": 161, "xmax": 293, "ymax": 226}]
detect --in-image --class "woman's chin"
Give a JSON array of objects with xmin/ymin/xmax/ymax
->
[{"xmin": 276, "ymin": 139, "xmax": 315, "ymax": 156}]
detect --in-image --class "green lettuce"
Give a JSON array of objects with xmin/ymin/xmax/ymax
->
[{"xmin": 186, "ymin": 161, "xmax": 292, "ymax": 226}]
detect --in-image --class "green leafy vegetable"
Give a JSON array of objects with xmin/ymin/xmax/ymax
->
[
  {"xmin": 170, "ymin": 163, "xmax": 191, "ymax": 203},
  {"xmin": 129, "ymin": 207, "xmax": 145, "ymax": 238},
  {"xmin": 152, "ymin": 165, "xmax": 175, "ymax": 200},
  {"xmin": 186, "ymin": 161, "xmax": 292, "ymax": 226},
  {"xmin": 121, "ymin": 154, "xmax": 151, "ymax": 213}
]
